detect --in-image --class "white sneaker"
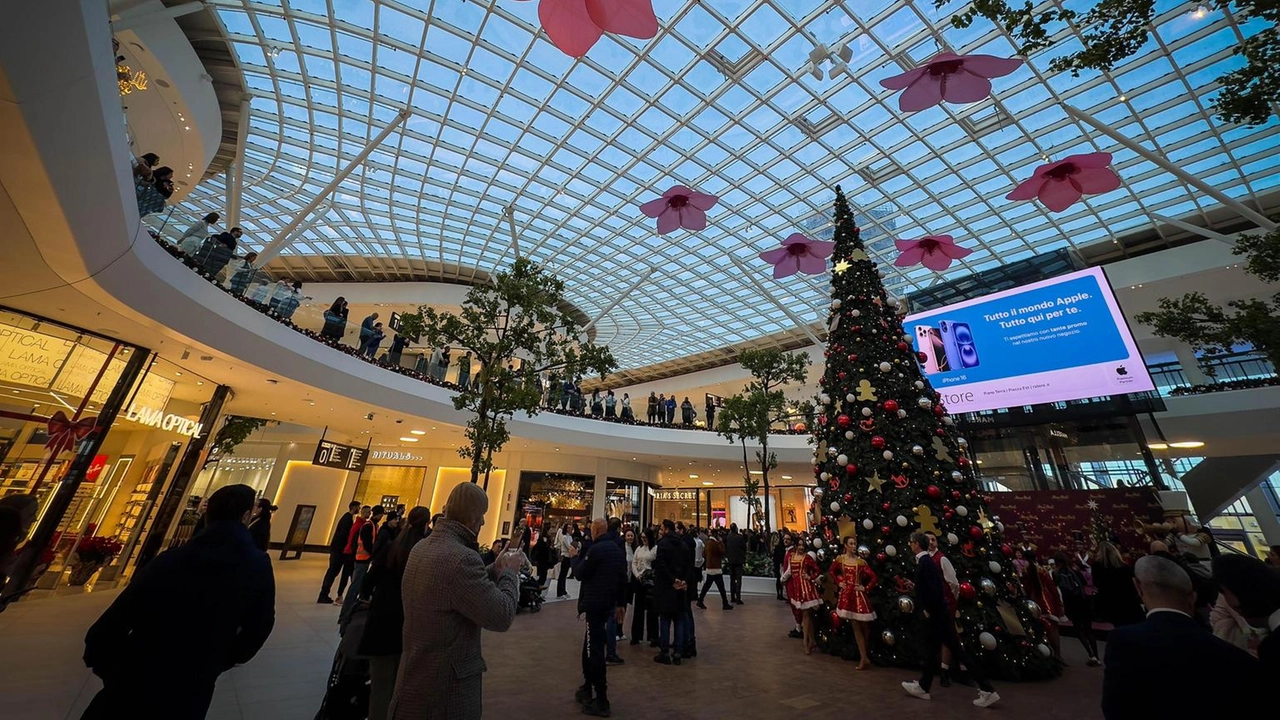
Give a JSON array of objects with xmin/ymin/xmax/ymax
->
[
  {"xmin": 617, "ymin": 634, "xmax": 627, "ymax": 641},
  {"xmin": 974, "ymin": 691, "xmax": 1000, "ymax": 708},
  {"xmin": 902, "ymin": 681, "xmax": 931, "ymax": 700}
]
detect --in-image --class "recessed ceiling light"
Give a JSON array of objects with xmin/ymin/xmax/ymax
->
[
  {"xmin": 1168, "ymin": 441, "xmax": 1204, "ymax": 449},
  {"xmin": 689, "ymin": 474, "xmax": 699, "ymax": 479},
  {"xmin": 399, "ymin": 437, "xmax": 420, "ymax": 442},
  {"xmin": 1147, "ymin": 442, "xmax": 1169, "ymax": 450},
  {"xmin": 780, "ymin": 475, "xmax": 792, "ymax": 480},
  {"xmin": 175, "ymin": 371, "xmax": 182, "ymax": 376},
  {"xmin": 410, "ymin": 429, "xmax": 426, "ymax": 435},
  {"xmin": 196, "ymin": 381, "xmax": 203, "ymax": 386},
  {"xmin": 270, "ymin": 412, "xmax": 276, "ymax": 416},
  {"xmin": 749, "ymin": 470, "xmax": 763, "ymax": 475},
  {"xmin": 430, "ymin": 426, "xmax": 437, "ymax": 430},
  {"xmin": 702, "ymin": 481, "xmax": 714, "ymax": 486}
]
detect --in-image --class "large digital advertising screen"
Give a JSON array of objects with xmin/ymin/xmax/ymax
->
[{"xmin": 902, "ymin": 267, "xmax": 1154, "ymax": 414}]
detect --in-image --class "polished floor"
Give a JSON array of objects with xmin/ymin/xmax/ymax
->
[{"xmin": 3, "ymin": 555, "xmax": 1104, "ymax": 719}]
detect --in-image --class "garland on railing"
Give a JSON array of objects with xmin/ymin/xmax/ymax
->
[
  {"xmin": 1168, "ymin": 376, "xmax": 1280, "ymax": 396},
  {"xmin": 150, "ymin": 232, "xmax": 805, "ymax": 435}
]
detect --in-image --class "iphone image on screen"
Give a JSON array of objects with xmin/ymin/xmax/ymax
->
[
  {"xmin": 940, "ymin": 320, "xmax": 980, "ymax": 368},
  {"xmin": 915, "ymin": 326, "xmax": 949, "ymax": 373}
]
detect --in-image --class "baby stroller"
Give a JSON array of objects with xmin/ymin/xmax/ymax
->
[{"xmin": 518, "ymin": 572, "xmax": 544, "ymax": 613}]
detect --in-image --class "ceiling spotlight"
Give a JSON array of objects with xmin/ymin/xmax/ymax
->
[
  {"xmin": 689, "ymin": 474, "xmax": 699, "ymax": 479},
  {"xmin": 702, "ymin": 481, "xmax": 714, "ymax": 486},
  {"xmin": 780, "ymin": 475, "xmax": 792, "ymax": 480},
  {"xmin": 399, "ymin": 437, "xmax": 420, "ymax": 442},
  {"xmin": 1168, "ymin": 441, "xmax": 1205, "ymax": 449},
  {"xmin": 410, "ymin": 429, "xmax": 426, "ymax": 435}
]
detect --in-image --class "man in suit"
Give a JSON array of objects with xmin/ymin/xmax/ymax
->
[
  {"xmin": 1102, "ymin": 554, "xmax": 1263, "ymax": 718},
  {"xmin": 82, "ymin": 484, "xmax": 275, "ymax": 719},
  {"xmin": 570, "ymin": 517, "xmax": 628, "ymax": 717},
  {"xmin": 390, "ymin": 483, "xmax": 522, "ymax": 720},
  {"xmin": 723, "ymin": 523, "xmax": 747, "ymax": 604},
  {"xmin": 902, "ymin": 532, "xmax": 1000, "ymax": 708},
  {"xmin": 318, "ymin": 500, "xmax": 360, "ymax": 603}
]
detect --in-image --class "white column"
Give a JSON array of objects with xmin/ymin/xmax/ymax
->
[
  {"xmin": 1172, "ymin": 344, "xmax": 1210, "ymax": 385},
  {"xmin": 593, "ymin": 459, "xmax": 608, "ymax": 520},
  {"xmin": 226, "ymin": 97, "xmax": 252, "ymax": 228},
  {"xmin": 1245, "ymin": 487, "xmax": 1280, "ymax": 546}
]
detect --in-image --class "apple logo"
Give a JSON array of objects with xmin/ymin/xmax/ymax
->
[{"xmin": 1115, "ymin": 365, "xmax": 1128, "ymax": 376}]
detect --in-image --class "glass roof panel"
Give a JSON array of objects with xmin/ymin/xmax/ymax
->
[{"xmin": 176, "ymin": 0, "xmax": 1280, "ymax": 369}]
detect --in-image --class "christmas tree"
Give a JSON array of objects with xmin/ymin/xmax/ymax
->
[{"xmin": 810, "ymin": 187, "xmax": 1059, "ymax": 680}]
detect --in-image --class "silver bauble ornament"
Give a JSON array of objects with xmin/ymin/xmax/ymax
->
[
  {"xmin": 895, "ymin": 515, "xmax": 908, "ymax": 527},
  {"xmin": 861, "ymin": 407, "xmax": 873, "ymax": 417},
  {"xmin": 830, "ymin": 501, "xmax": 841, "ymax": 512},
  {"xmin": 912, "ymin": 444, "xmax": 924, "ymax": 455},
  {"xmin": 881, "ymin": 629, "xmax": 896, "ymax": 646},
  {"xmin": 882, "ymin": 450, "xmax": 894, "ymax": 460},
  {"xmin": 820, "ymin": 472, "xmax": 830, "ymax": 481},
  {"xmin": 846, "ymin": 393, "xmax": 856, "ymax": 403},
  {"xmin": 980, "ymin": 577, "xmax": 997, "ymax": 596},
  {"xmin": 942, "ymin": 416, "xmax": 954, "ymax": 426},
  {"xmin": 885, "ymin": 544, "xmax": 897, "ymax": 557},
  {"xmin": 956, "ymin": 505, "xmax": 969, "ymax": 517},
  {"xmin": 831, "ymin": 299, "xmax": 842, "ymax": 309},
  {"xmin": 1036, "ymin": 643, "xmax": 1052, "ymax": 657},
  {"xmin": 812, "ymin": 537, "xmax": 824, "ymax": 549},
  {"xmin": 879, "ymin": 362, "xmax": 892, "ymax": 372},
  {"xmin": 988, "ymin": 561, "xmax": 1003, "ymax": 574},
  {"xmin": 862, "ymin": 519, "xmax": 874, "ymax": 530},
  {"xmin": 857, "ymin": 545, "xmax": 870, "ymax": 558},
  {"xmin": 957, "ymin": 437, "xmax": 969, "ymax": 448},
  {"xmin": 994, "ymin": 521, "xmax": 1005, "ymax": 533},
  {"xmin": 845, "ymin": 431, "xmax": 855, "ymax": 440},
  {"xmin": 979, "ymin": 632, "xmax": 997, "ymax": 650},
  {"xmin": 813, "ymin": 488, "xmax": 824, "ymax": 499},
  {"xmin": 837, "ymin": 454, "xmax": 848, "ymax": 466},
  {"xmin": 951, "ymin": 471, "xmax": 963, "ymax": 481},
  {"xmin": 897, "ymin": 595, "xmax": 915, "ymax": 613},
  {"xmin": 897, "ymin": 409, "xmax": 907, "ymax": 419},
  {"xmin": 946, "ymin": 532, "xmax": 959, "ymax": 545},
  {"xmin": 827, "ymin": 447, "xmax": 838, "ymax": 456},
  {"xmin": 914, "ymin": 380, "xmax": 925, "ymax": 390},
  {"xmin": 1024, "ymin": 599, "xmax": 1042, "ymax": 620},
  {"xmin": 819, "ymin": 393, "xmax": 831, "ymax": 404},
  {"xmin": 851, "ymin": 309, "xmax": 861, "ymax": 317},
  {"xmin": 917, "ymin": 397, "xmax": 933, "ymax": 409}
]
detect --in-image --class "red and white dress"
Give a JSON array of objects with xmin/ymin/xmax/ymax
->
[
  {"xmin": 781, "ymin": 548, "xmax": 821, "ymax": 610},
  {"xmin": 1026, "ymin": 565, "xmax": 1067, "ymax": 624},
  {"xmin": 830, "ymin": 556, "xmax": 878, "ymax": 621}
]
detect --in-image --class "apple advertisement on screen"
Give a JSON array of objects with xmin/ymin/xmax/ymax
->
[{"xmin": 902, "ymin": 267, "xmax": 1154, "ymax": 414}]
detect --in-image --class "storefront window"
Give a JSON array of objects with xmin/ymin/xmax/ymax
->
[
  {"xmin": 0, "ymin": 308, "xmax": 214, "ymax": 595},
  {"xmin": 605, "ymin": 478, "xmax": 644, "ymax": 526},
  {"xmin": 354, "ymin": 465, "xmax": 430, "ymax": 512},
  {"xmin": 516, "ymin": 471, "xmax": 593, "ymax": 544}
]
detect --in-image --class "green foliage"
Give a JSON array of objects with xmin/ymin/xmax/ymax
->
[
  {"xmin": 715, "ymin": 348, "xmax": 809, "ymax": 534},
  {"xmin": 211, "ymin": 416, "xmax": 270, "ymax": 456},
  {"xmin": 743, "ymin": 550, "xmax": 775, "ymax": 578},
  {"xmin": 936, "ymin": 0, "xmax": 1279, "ymax": 125},
  {"xmin": 404, "ymin": 258, "xmax": 616, "ymax": 485},
  {"xmin": 812, "ymin": 186, "xmax": 1058, "ymax": 679},
  {"xmin": 1134, "ymin": 227, "xmax": 1280, "ymax": 372}
]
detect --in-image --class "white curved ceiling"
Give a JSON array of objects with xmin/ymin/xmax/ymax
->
[{"xmin": 168, "ymin": 0, "xmax": 1279, "ymax": 369}]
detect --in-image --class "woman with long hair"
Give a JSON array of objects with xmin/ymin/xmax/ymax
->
[
  {"xmin": 320, "ymin": 296, "xmax": 349, "ymax": 342},
  {"xmin": 1024, "ymin": 552, "xmax": 1065, "ymax": 661},
  {"xmin": 1053, "ymin": 551, "xmax": 1100, "ymax": 665},
  {"xmin": 1091, "ymin": 541, "xmax": 1143, "ymax": 626},
  {"xmin": 781, "ymin": 532, "xmax": 821, "ymax": 654},
  {"xmin": 632, "ymin": 527, "xmax": 658, "ymax": 646},
  {"xmin": 359, "ymin": 506, "xmax": 431, "ymax": 720},
  {"xmin": 831, "ymin": 535, "xmax": 877, "ymax": 670}
]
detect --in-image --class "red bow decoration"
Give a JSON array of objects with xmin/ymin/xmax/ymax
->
[{"xmin": 45, "ymin": 411, "xmax": 98, "ymax": 456}]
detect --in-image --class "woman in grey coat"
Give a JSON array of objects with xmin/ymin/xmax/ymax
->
[{"xmin": 389, "ymin": 483, "xmax": 521, "ymax": 720}]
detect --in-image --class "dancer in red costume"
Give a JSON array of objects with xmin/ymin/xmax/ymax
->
[
  {"xmin": 831, "ymin": 535, "xmax": 878, "ymax": 669},
  {"xmin": 781, "ymin": 533, "xmax": 821, "ymax": 654}
]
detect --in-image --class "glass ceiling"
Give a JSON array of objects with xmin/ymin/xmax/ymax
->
[{"xmin": 174, "ymin": 0, "xmax": 1280, "ymax": 370}]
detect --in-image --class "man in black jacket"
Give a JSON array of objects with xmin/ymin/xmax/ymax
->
[
  {"xmin": 652, "ymin": 519, "xmax": 691, "ymax": 665},
  {"xmin": 318, "ymin": 500, "xmax": 360, "ymax": 603},
  {"xmin": 1102, "ymin": 554, "xmax": 1262, "ymax": 718},
  {"xmin": 677, "ymin": 522, "xmax": 699, "ymax": 658},
  {"xmin": 570, "ymin": 517, "xmax": 627, "ymax": 717},
  {"xmin": 723, "ymin": 523, "xmax": 747, "ymax": 604},
  {"xmin": 82, "ymin": 484, "xmax": 275, "ymax": 719},
  {"xmin": 902, "ymin": 532, "xmax": 999, "ymax": 708}
]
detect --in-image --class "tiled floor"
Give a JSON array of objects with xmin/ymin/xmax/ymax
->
[{"xmin": 3, "ymin": 555, "xmax": 1105, "ymax": 719}]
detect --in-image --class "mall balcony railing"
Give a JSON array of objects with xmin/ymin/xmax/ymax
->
[
  {"xmin": 144, "ymin": 230, "xmax": 814, "ymax": 435},
  {"xmin": 1146, "ymin": 354, "xmax": 1279, "ymax": 398}
]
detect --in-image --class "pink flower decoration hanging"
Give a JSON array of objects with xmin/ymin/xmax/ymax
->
[
  {"xmin": 639, "ymin": 185, "xmax": 718, "ymax": 235},
  {"xmin": 516, "ymin": 0, "xmax": 659, "ymax": 58},
  {"xmin": 893, "ymin": 235, "xmax": 973, "ymax": 271},
  {"xmin": 1006, "ymin": 152, "xmax": 1122, "ymax": 213},
  {"xmin": 758, "ymin": 233, "xmax": 836, "ymax": 279},
  {"xmin": 879, "ymin": 51, "xmax": 1023, "ymax": 113}
]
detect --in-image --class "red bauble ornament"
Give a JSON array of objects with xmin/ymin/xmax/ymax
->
[
  {"xmin": 848, "ymin": 353, "xmax": 858, "ymax": 362},
  {"xmin": 917, "ymin": 351, "xmax": 928, "ymax": 363},
  {"xmin": 837, "ymin": 414, "xmax": 852, "ymax": 428},
  {"xmin": 935, "ymin": 428, "xmax": 946, "ymax": 436},
  {"xmin": 957, "ymin": 455, "xmax": 970, "ymax": 467},
  {"xmin": 896, "ymin": 341, "xmax": 909, "ymax": 352},
  {"xmin": 846, "ymin": 463, "xmax": 857, "ymax": 475},
  {"xmin": 944, "ymin": 511, "xmax": 955, "ymax": 520},
  {"xmin": 958, "ymin": 582, "xmax": 976, "ymax": 601},
  {"xmin": 838, "ymin": 371, "xmax": 847, "ymax": 380},
  {"xmin": 926, "ymin": 485, "xmax": 942, "ymax": 500},
  {"xmin": 852, "ymin": 325, "xmax": 862, "ymax": 333},
  {"xmin": 881, "ymin": 525, "xmax": 892, "ymax": 535},
  {"xmin": 843, "ymin": 493, "xmax": 852, "ymax": 503},
  {"xmin": 951, "ymin": 490, "xmax": 962, "ymax": 501},
  {"xmin": 870, "ymin": 435, "xmax": 886, "ymax": 449},
  {"xmin": 1001, "ymin": 544, "xmax": 1013, "ymax": 556},
  {"xmin": 882, "ymin": 502, "xmax": 891, "ymax": 511},
  {"xmin": 876, "ymin": 552, "xmax": 888, "ymax": 564},
  {"xmin": 883, "ymin": 399, "xmax": 899, "ymax": 413},
  {"xmin": 933, "ymin": 405, "xmax": 945, "ymax": 417},
  {"xmin": 969, "ymin": 525, "xmax": 983, "ymax": 539}
]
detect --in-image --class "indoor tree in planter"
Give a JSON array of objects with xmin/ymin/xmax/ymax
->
[
  {"xmin": 1133, "ymin": 227, "xmax": 1280, "ymax": 373},
  {"xmin": 714, "ymin": 348, "xmax": 810, "ymax": 537},
  {"xmin": 399, "ymin": 258, "xmax": 616, "ymax": 487}
]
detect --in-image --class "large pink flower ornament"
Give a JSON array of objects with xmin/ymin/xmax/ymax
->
[
  {"xmin": 639, "ymin": 185, "xmax": 718, "ymax": 234},
  {"xmin": 879, "ymin": 52, "xmax": 1023, "ymax": 113},
  {"xmin": 1006, "ymin": 152, "xmax": 1122, "ymax": 212},
  {"xmin": 893, "ymin": 235, "xmax": 973, "ymax": 271},
  {"xmin": 758, "ymin": 233, "xmax": 835, "ymax": 279},
  {"xmin": 516, "ymin": 0, "xmax": 658, "ymax": 58}
]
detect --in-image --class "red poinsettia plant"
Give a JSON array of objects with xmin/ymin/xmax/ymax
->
[{"xmin": 73, "ymin": 536, "xmax": 124, "ymax": 565}]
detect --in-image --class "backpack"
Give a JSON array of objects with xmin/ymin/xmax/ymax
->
[{"xmin": 1056, "ymin": 568, "xmax": 1084, "ymax": 598}]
